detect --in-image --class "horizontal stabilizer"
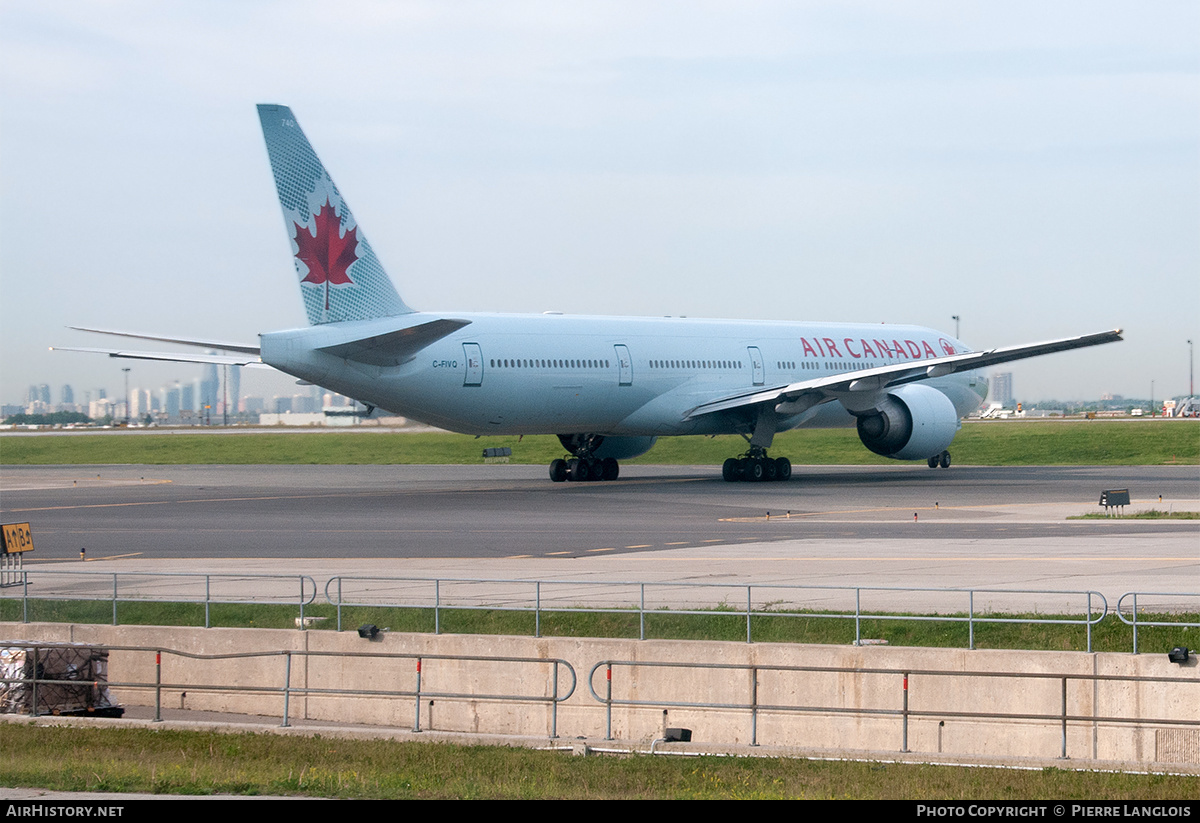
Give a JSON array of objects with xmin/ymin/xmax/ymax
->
[
  {"xmin": 50, "ymin": 347, "xmax": 269, "ymax": 368},
  {"xmin": 70, "ymin": 327, "xmax": 261, "ymax": 355},
  {"xmin": 318, "ymin": 318, "xmax": 472, "ymax": 366}
]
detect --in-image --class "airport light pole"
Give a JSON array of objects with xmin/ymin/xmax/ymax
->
[
  {"xmin": 1189, "ymin": 339, "xmax": 1193, "ymax": 399},
  {"xmin": 952, "ymin": 315, "xmax": 960, "ymax": 339},
  {"xmin": 122, "ymin": 367, "xmax": 130, "ymax": 426}
]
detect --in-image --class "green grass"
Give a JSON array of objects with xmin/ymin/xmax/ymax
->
[
  {"xmin": 3, "ymin": 597, "xmax": 1192, "ymax": 654},
  {"xmin": 1069, "ymin": 510, "xmax": 1200, "ymax": 520},
  {"xmin": 0, "ymin": 725, "xmax": 1194, "ymax": 799},
  {"xmin": 1, "ymin": 420, "xmax": 1196, "ymax": 465}
]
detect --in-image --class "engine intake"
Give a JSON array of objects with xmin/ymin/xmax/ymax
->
[{"xmin": 855, "ymin": 384, "xmax": 959, "ymax": 461}]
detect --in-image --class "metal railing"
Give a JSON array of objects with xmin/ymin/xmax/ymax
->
[
  {"xmin": 325, "ymin": 576, "xmax": 1109, "ymax": 651},
  {"xmin": 0, "ymin": 641, "xmax": 576, "ymax": 736},
  {"xmin": 7, "ymin": 571, "xmax": 1196, "ymax": 655},
  {"xmin": 1, "ymin": 570, "xmax": 317, "ymax": 628},
  {"xmin": 588, "ymin": 658, "xmax": 1199, "ymax": 758},
  {"xmin": 1116, "ymin": 592, "xmax": 1200, "ymax": 654}
]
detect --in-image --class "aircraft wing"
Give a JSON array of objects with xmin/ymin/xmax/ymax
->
[{"xmin": 684, "ymin": 328, "xmax": 1123, "ymax": 420}]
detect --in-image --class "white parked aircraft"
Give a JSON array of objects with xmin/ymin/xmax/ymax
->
[{"xmin": 58, "ymin": 105, "xmax": 1123, "ymax": 483}]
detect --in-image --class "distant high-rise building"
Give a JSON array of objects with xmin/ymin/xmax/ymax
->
[
  {"xmin": 201, "ymin": 362, "xmax": 220, "ymax": 414},
  {"xmin": 163, "ymin": 385, "xmax": 181, "ymax": 419},
  {"xmin": 228, "ymin": 366, "xmax": 241, "ymax": 412},
  {"xmin": 38, "ymin": 384, "xmax": 50, "ymax": 405},
  {"xmin": 993, "ymin": 372, "xmax": 1014, "ymax": 406},
  {"xmin": 61, "ymin": 384, "xmax": 74, "ymax": 406}
]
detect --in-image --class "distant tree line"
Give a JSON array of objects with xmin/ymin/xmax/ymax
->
[{"xmin": 3, "ymin": 411, "xmax": 92, "ymax": 426}]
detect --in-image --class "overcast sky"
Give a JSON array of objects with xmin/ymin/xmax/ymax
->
[{"xmin": 2, "ymin": 1, "xmax": 1197, "ymax": 408}]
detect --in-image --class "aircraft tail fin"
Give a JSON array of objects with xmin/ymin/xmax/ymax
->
[{"xmin": 257, "ymin": 104, "xmax": 414, "ymax": 325}]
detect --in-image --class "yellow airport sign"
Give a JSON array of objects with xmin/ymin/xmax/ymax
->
[{"xmin": 1, "ymin": 522, "xmax": 33, "ymax": 553}]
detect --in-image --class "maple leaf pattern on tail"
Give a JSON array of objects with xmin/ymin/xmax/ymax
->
[{"xmin": 293, "ymin": 198, "xmax": 358, "ymax": 310}]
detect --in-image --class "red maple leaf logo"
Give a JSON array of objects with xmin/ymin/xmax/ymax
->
[
  {"xmin": 939, "ymin": 339, "xmax": 957, "ymax": 355},
  {"xmin": 293, "ymin": 198, "xmax": 358, "ymax": 310}
]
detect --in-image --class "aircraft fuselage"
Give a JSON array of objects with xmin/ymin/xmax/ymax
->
[{"xmin": 260, "ymin": 312, "xmax": 986, "ymax": 438}]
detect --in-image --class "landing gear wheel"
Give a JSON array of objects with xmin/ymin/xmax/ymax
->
[
  {"xmin": 927, "ymin": 456, "xmax": 939, "ymax": 469},
  {"xmin": 762, "ymin": 458, "xmax": 778, "ymax": 481},
  {"xmin": 588, "ymin": 459, "xmax": 606, "ymax": 482},
  {"xmin": 566, "ymin": 458, "xmax": 584, "ymax": 481},
  {"xmin": 747, "ymin": 459, "xmax": 765, "ymax": 482},
  {"xmin": 549, "ymin": 459, "xmax": 567, "ymax": 482},
  {"xmin": 722, "ymin": 458, "xmax": 739, "ymax": 482},
  {"xmin": 602, "ymin": 457, "xmax": 620, "ymax": 481},
  {"xmin": 725, "ymin": 449, "xmax": 790, "ymax": 482},
  {"xmin": 938, "ymin": 451, "xmax": 951, "ymax": 469},
  {"xmin": 774, "ymin": 457, "xmax": 791, "ymax": 481}
]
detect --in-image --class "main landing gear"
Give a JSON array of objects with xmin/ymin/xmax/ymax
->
[
  {"xmin": 549, "ymin": 455, "xmax": 619, "ymax": 482},
  {"xmin": 549, "ymin": 434, "xmax": 619, "ymax": 482},
  {"xmin": 722, "ymin": 446, "xmax": 791, "ymax": 483},
  {"xmin": 926, "ymin": 451, "xmax": 952, "ymax": 469}
]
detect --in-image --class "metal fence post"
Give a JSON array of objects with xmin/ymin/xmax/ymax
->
[
  {"xmin": 1060, "ymin": 677, "xmax": 1068, "ymax": 759},
  {"xmin": 901, "ymin": 672, "xmax": 909, "ymax": 752},
  {"xmin": 1132, "ymin": 593, "xmax": 1139, "ymax": 654},
  {"xmin": 969, "ymin": 590, "xmax": 975, "ymax": 650},
  {"xmin": 112, "ymin": 574, "xmax": 118, "ymax": 626},
  {"xmin": 154, "ymin": 650, "xmax": 162, "ymax": 722},
  {"xmin": 414, "ymin": 657, "xmax": 423, "ymax": 731},
  {"xmin": 640, "ymin": 583, "xmax": 646, "ymax": 641},
  {"xmin": 855, "ymin": 588, "xmax": 861, "ymax": 645},
  {"xmin": 22, "ymin": 570, "xmax": 29, "ymax": 623},
  {"xmin": 298, "ymin": 577, "xmax": 305, "ymax": 625},
  {"xmin": 746, "ymin": 585, "xmax": 752, "ymax": 644},
  {"xmin": 30, "ymin": 646, "xmax": 39, "ymax": 716},
  {"xmin": 605, "ymin": 663, "xmax": 613, "ymax": 740},
  {"xmin": 535, "ymin": 580, "xmax": 541, "ymax": 638},
  {"xmin": 434, "ymin": 580, "xmax": 441, "ymax": 635},
  {"xmin": 336, "ymin": 577, "xmax": 343, "ymax": 632},
  {"xmin": 751, "ymin": 665, "xmax": 759, "ymax": 746},
  {"xmin": 281, "ymin": 652, "xmax": 291, "ymax": 728},
  {"xmin": 1086, "ymin": 592, "xmax": 1093, "ymax": 653},
  {"xmin": 205, "ymin": 575, "xmax": 211, "ymax": 629},
  {"xmin": 551, "ymin": 660, "xmax": 559, "ymax": 739}
]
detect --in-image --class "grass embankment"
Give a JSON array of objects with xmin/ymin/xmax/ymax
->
[
  {"xmin": 0, "ymin": 725, "xmax": 1193, "ymax": 799},
  {"xmin": 1070, "ymin": 510, "xmax": 1199, "ymax": 520},
  {"xmin": 2, "ymin": 599, "xmax": 1191, "ymax": 654},
  {"xmin": 1, "ymin": 420, "xmax": 1197, "ymax": 465}
]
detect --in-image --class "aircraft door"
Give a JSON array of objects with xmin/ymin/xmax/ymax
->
[
  {"xmin": 747, "ymin": 346, "xmax": 764, "ymax": 385},
  {"xmin": 463, "ymin": 342, "xmax": 483, "ymax": 387},
  {"xmin": 614, "ymin": 344, "xmax": 633, "ymax": 386}
]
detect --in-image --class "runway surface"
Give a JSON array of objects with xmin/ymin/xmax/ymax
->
[{"xmin": 2, "ymin": 463, "xmax": 1197, "ymax": 610}]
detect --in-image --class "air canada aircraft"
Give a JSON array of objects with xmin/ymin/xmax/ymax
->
[{"xmin": 58, "ymin": 104, "xmax": 1123, "ymax": 483}]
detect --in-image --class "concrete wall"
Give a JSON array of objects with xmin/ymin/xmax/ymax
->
[{"xmin": 3, "ymin": 622, "xmax": 1197, "ymax": 764}]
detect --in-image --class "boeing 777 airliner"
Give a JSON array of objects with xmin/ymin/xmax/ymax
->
[{"xmin": 58, "ymin": 105, "xmax": 1123, "ymax": 483}]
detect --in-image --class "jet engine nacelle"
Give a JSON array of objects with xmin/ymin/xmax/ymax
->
[
  {"xmin": 855, "ymin": 384, "xmax": 959, "ymax": 460},
  {"xmin": 591, "ymin": 435, "xmax": 658, "ymax": 460},
  {"xmin": 558, "ymin": 434, "xmax": 659, "ymax": 460}
]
